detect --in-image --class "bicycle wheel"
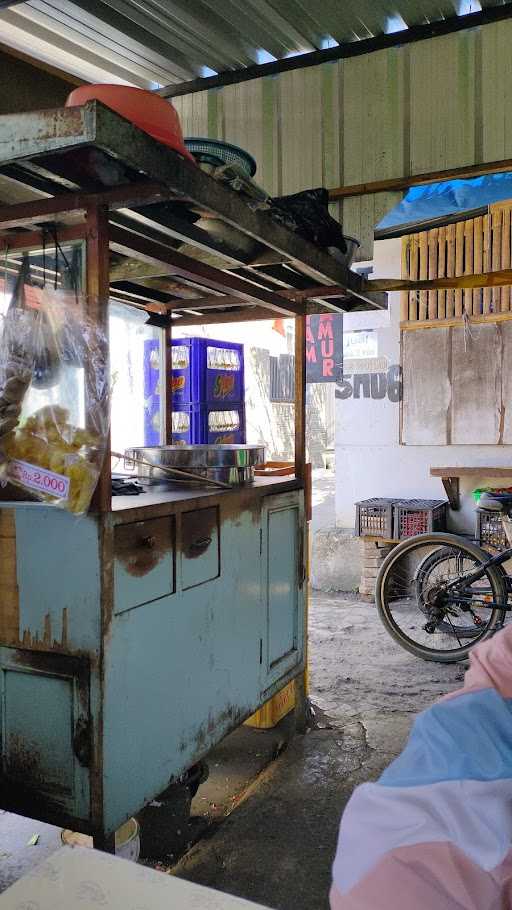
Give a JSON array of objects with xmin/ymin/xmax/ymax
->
[{"xmin": 376, "ymin": 532, "xmax": 507, "ymax": 662}]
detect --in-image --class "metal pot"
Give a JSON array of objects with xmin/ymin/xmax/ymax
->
[{"xmin": 125, "ymin": 444, "xmax": 265, "ymax": 487}]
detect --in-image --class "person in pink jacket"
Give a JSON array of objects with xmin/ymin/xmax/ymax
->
[{"xmin": 330, "ymin": 624, "xmax": 512, "ymax": 909}]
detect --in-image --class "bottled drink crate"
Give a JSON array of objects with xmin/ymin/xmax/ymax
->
[
  {"xmin": 171, "ymin": 403, "xmax": 246, "ymax": 445},
  {"xmin": 143, "ymin": 338, "xmax": 246, "ymax": 446},
  {"xmin": 170, "ymin": 338, "xmax": 244, "ymax": 405},
  {"xmin": 393, "ymin": 500, "xmax": 447, "ymax": 539}
]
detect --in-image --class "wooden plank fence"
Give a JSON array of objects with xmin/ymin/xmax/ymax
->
[{"xmin": 401, "ymin": 202, "xmax": 512, "ymax": 324}]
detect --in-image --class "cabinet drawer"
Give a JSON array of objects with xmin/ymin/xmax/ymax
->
[
  {"xmin": 181, "ymin": 507, "xmax": 220, "ymax": 590},
  {"xmin": 114, "ymin": 517, "xmax": 175, "ymax": 614}
]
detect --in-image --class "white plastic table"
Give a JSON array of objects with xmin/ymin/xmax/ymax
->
[{"xmin": 0, "ymin": 846, "xmax": 271, "ymax": 909}]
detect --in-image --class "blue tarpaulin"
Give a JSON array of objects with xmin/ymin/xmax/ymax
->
[{"xmin": 375, "ymin": 172, "xmax": 512, "ymax": 237}]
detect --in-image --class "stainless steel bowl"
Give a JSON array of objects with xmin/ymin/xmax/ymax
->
[{"xmin": 125, "ymin": 444, "xmax": 266, "ymax": 487}]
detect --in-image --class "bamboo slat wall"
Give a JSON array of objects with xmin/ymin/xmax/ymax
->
[{"xmin": 400, "ymin": 202, "xmax": 512, "ymax": 325}]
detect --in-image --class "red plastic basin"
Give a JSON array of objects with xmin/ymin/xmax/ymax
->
[{"xmin": 66, "ymin": 84, "xmax": 196, "ymax": 163}]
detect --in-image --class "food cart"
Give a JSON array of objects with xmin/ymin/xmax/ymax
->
[{"xmin": 0, "ymin": 100, "xmax": 385, "ymax": 847}]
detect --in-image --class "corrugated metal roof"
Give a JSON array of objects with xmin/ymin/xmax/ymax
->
[{"xmin": 0, "ymin": 0, "xmax": 511, "ymax": 88}]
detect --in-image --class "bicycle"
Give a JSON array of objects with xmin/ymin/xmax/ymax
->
[{"xmin": 376, "ymin": 492, "xmax": 512, "ymax": 662}]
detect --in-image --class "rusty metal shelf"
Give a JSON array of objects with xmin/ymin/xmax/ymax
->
[{"xmin": 0, "ymin": 100, "xmax": 386, "ymax": 322}]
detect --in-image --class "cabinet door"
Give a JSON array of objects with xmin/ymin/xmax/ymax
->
[
  {"xmin": 0, "ymin": 649, "xmax": 90, "ymax": 820},
  {"xmin": 261, "ymin": 492, "xmax": 305, "ymax": 689}
]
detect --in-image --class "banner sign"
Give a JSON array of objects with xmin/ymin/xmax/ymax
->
[{"xmin": 305, "ymin": 314, "xmax": 343, "ymax": 383}]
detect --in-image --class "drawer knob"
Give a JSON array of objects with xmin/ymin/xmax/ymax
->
[{"xmin": 190, "ymin": 536, "xmax": 212, "ymax": 552}]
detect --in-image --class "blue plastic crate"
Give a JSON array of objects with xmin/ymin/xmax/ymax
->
[
  {"xmin": 171, "ymin": 404, "xmax": 202, "ymax": 445},
  {"xmin": 168, "ymin": 402, "xmax": 246, "ymax": 445},
  {"xmin": 204, "ymin": 403, "xmax": 246, "ymax": 445},
  {"xmin": 170, "ymin": 338, "xmax": 244, "ymax": 405},
  {"xmin": 170, "ymin": 339, "xmax": 200, "ymax": 405},
  {"xmin": 144, "ymin": 392, "xmax": 161, "ymax": 446},
  {"xmin": 144, "ymin": 339, "xmax": 161, "ymax": 397}
]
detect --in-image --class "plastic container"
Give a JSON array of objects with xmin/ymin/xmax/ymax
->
[
  {"xmin": 355, "ymin": 498, "xmax": 395, "ymax": 539},
  {"xmin": 394, "ymin": 500, "xmax": 447, "ymax": 539},
  {"xmin": 476, "ymin": 509, "xmax": 508, "ymax": 551},
  {"xmin": 61, "ymin": 817, "xmax": 140, "ymax": 861},
  {"xmin": 245, "ymin": 681, "xmax": 295, "ymax": 729},
  {"xmin": 66, "ymin": 85, "xmax": 195, "ymax": 162},
  {"xmin": 144, "ymin": 393, "xmax": 161, "ymax": 446},
  {"xmin": 169, "ymin": 337, "xmax": 244, "ymax": 405},
  {"xmin": 171, "ymin": 405, "xmax": 199, "ymax": 445},
  {"xmin": 170, "ymin": 403, "xmax": 246, "ymax": 445},
  {"xmin": 184, "ymin": 138, "xmax": 257, "ymax": 176},
  {"xmin": 205, "ymin": 404, "xmax": 245, "ymax": 445},
  {"xmin": 144, "ymin": 339, "xmax": 160, "ymax": 397}
]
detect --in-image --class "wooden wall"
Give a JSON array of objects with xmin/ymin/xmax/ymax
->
[
  {"xmin": 401, "ymin": 202, "xmax": 512, "ymax": 324},
  {"xmin": 402, "ymin": 321, "xmax": 512, "ymax": 445},
  {"xmin": 175, "ymin": 20, "xmax": 512, "ymax": 260}
]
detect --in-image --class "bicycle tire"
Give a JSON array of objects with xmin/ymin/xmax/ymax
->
[{"xmin": 376, "ymin": 532, "xmax": 507, "ymax": 663}]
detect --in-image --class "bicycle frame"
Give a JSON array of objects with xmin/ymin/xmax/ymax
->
[{"xmin": 443, "ymin": 542, "xmax": 512, "ymax": 607}]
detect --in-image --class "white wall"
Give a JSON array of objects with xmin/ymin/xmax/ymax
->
[{"xmin": 336, "ymin": 239, "xmax": 512, "ymax": 533}]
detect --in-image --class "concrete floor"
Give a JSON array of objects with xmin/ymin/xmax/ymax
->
[{"xmin": 0, "ymin": 590, "xmax": 465, "ymax": 907}]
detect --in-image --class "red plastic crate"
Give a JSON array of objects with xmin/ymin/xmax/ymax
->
[{"xmin": 394, "ymin": 500, "xmax": 447, "ymax": 539}]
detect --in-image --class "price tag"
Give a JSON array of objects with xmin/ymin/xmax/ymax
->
[{"xmin": 7, "ymin": 459, "xmax": 70, "ymax": 501}]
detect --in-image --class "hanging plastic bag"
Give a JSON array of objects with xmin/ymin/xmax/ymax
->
[{"xmin": 0, "ymin": 276, "xmax": 109, "ymax": 514}]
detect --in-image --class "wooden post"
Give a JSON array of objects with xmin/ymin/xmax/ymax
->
[
  {"xmin": 86, "ymin": 204, "xmax": 111, "ymax": 513},
  {"xmin": 473, "ymin": 216, "xmax": 483, "ymax": 316},
  {"xmin": 294, "ymin": 315, "xmax": 307, "ymax": 732},
  {"xmin": 501, "ymin": 206, "xmax": 511, "ymax": 313},
  {"xmin": 164, "ymin": 323, "xmax": 173, "ymax": 445},
  {"xmin": 446, "ymin": 223, "xmax": 455, "ymax": 318},
  {"xmin": 294, "ymin": 315, "xmax": 306, "ymax": 481},
  {"xmin": 437, "ymin": 226, "xmax": 447, "ymax": 320},
  {"xmin": 409, "ymin": 234, "xmax": 419, "ymax": 321},
  {"xmin": 400, "ymin": 237, "xmax": 409, "ymax": 322},
  {"xmin": 464, "ymin": 219, "xmax": 474, "ymax": 315},
  {"xmin": 492, "ymin": 207, "xmax": 502, "ymax": 314},
  {"xmin": 454, "ymin": 221, "xmax": 465, "ymax": 318},
  {"xmin": 418, "ymin": 232, "xmax": 428, "ymax": 321},
  {"xmin": 483, "ymin": 213, "xmax": 492, "ymax": 314}
]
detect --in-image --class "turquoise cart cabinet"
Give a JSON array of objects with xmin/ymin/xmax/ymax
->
[
  {"xmin": 0, "ymin": 480, "xmax": 305, "ymax": 838},
  {"xmin": 0, "ymin": 100, "xmax": 382, "ymax": 846}
]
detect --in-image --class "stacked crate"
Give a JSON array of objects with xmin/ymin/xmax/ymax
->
[
  {"xmin": 143, "ymin": 339, "xmax": 161, "ymax": 445},
  {"xmin": 355, "ymin": 497, "xmax": 447, "ymax": 602},
  {"xmin": 143, "ymin": 338, "xmax": 245, "ymax": 445}
]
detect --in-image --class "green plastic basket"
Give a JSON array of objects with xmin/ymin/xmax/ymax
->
[{"xmin": 184, "ymin": 138, "xmax": 257, "ymax": 176}]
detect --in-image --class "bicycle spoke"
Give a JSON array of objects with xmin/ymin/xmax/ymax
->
[{"xmin": 445, "ymin": 613, "xmax": 463, "ymax": 647}]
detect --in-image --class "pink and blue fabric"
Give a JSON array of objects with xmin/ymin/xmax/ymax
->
[{"xmin": 330, "ymin": 624, "xmax": 512, "ymax": 909}]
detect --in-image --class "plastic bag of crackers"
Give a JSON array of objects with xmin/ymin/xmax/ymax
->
[{"xmin": 0, "ymin": 276, "xmax": 109, "ymax": 514}]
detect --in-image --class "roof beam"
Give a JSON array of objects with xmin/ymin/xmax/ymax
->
[
  {"xmin": 369, "ymin": 269, "xmax": 512, "ymax": 292},
  {"xmin": 329, "ymin": 156, "xmax": 512, "ymax": 201},
  {"xmin": 160, "ymin": 4, "xmax": 512, "ymax": 98}
]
